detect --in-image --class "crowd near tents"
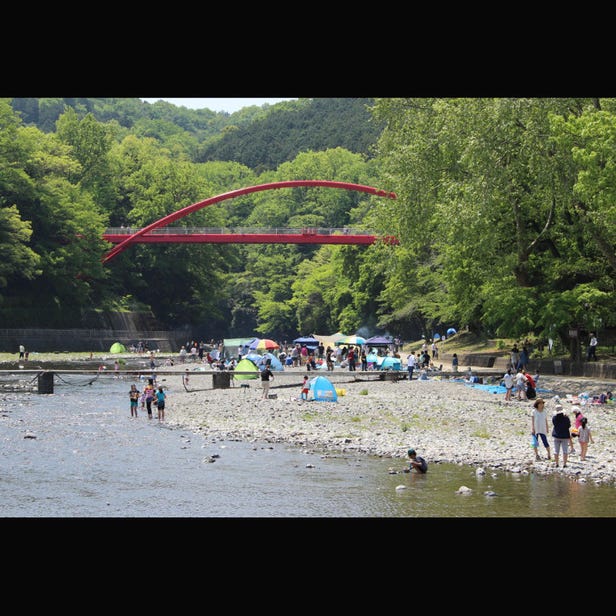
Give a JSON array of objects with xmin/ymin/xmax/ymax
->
[{"xmin": 222, "ymin": 329, "xmax": 458, "ymax": 376}]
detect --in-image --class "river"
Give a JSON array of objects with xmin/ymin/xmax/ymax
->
[{"xmin": 1, "ymin": 372, "xmax": 615, "ymax": 517}]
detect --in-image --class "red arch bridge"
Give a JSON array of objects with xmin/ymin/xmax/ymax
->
[
  {"xmin": 103, "ymin": 227, "xmax": 398, "ymax": 245},
  {"xmin": 102, "ymin": 180, "xmax": 397, "ymax": 263}
]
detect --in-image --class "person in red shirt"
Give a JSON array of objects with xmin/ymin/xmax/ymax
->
[
  {"xmin": 347, "ymin": 346, "xmax": 356, "ymax": 371},
  {"xmin": 524, "ymin": 370, "xmax": 537, "ymax": 400},
  {"xmin": 301, "ymin": 376, "xmax": 310, "ymax": 400}
]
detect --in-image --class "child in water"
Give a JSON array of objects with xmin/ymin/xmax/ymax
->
[
  {"xmin": 129, "ymin": 384, "xmax": 140, "ymax": 418},
  {"xmin": 405, "ymin": 448, "xmax": 428, "ymax": 473}
]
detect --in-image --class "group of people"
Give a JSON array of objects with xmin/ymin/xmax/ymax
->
[
  {"xmin": 405, "ymin": 350, "xmax": 442, "ymax": 380},
  {"xmin": 129, "ymin": 380, "xmax": 166, "ymax": 420},
  {"xmin": 531, "ymin": 399, "xmax": 594, "ymax": 466},
  {"xmin": 502, "ymin": 368, "xmax": 538, "ymax": 401},
  {"xmin": 509, "ymin": 344, "xmax": 530, "ymax": 372}
]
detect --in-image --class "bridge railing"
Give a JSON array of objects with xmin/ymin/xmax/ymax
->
[{"xmin": 105, "ymin": 227, "xmax": 375, "ymax": 236}]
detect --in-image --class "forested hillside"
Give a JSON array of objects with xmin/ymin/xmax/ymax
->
[
  {"xmin": 197, "ymin": 98, "xmax": 384, "ymax": 171},
  {"xmin": 9, "ymin": 97, "xmax": 380, "ymax": 171},
  {"xmin": 1, "ymin": 97, "xmax": 615, "ymax": 359}
]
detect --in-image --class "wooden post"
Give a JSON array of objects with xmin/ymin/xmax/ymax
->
[
  {"xmin": 212, "ymin": 372, "xmax": 231, "ymax": 389},
  {"xmin": 37, "ymin": 371, "xmax": 54, "ymax": 394}
]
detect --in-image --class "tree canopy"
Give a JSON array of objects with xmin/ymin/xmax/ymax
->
[{"xmin": 1, "ymin": 96, "xmax": 615, "ymax": 358}]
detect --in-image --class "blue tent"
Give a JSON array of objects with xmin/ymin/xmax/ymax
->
[
  {"xmin": 309, "ymin": 375, "xmax": 338, "ymax": 402},
  {"xmin": 260, "ymin": 352, "xmax": 283, "ymax": 371},
  {"xmin": 433, "ymin": 333, "xmax": 441, "ymax": 340},
  {"xmin": 446, "ymin": 328, "xmax": 457, "ymax": 336},
  {"xmin": 378, "ymin": 356, "xmax": 401, "ymax": 370},
  {"xmin": 244, "ymin": 352, "xmax": 263, "ymax": 364}
]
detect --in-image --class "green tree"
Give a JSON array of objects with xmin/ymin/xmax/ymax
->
[
  {"xmin": 0, "ymin": 205, "xmax": 41, "ymax": 288},
  {"xmin": 0, "ymin": 119, "xmax": 110, "ymax": 324},
  {"xmin": 371, "ymin": 97, "xmax": 615, "ymax": 355},
  {"xmin": 0, "ymin": 100, "xmax": 42, "ymax": 289},
  {"xmin": 55, "ymin": 108, "xmax": 118, "ymax": 213}
]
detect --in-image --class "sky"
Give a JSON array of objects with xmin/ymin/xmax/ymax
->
[{"xmin": 140, "ymin": 98, "xmax": 297, "ymax": 113}]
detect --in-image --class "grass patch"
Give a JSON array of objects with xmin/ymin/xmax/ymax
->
[{"xmin": 301, "ymin": 412, "xmax": 320, "ymax": 421}]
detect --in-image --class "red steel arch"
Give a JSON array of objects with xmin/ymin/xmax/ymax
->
[{"xmin": 102, "ymin": 180, "xmax": 396, "ymax": 263}]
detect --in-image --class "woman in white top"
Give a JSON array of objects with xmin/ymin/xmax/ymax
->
[
  {"xmin": 503, "ymin": 369, "xmax": 514, "ymax": 401},
  {"xmin": 531, "ymin": 398, "xmax": 551, "ymax": 461}
]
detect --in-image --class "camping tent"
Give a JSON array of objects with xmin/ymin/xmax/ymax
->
[
  {"xmin": 377, "ymin": 356, "xmax": 401, "ymax": 370},
  {"xmin": 309, "ymin": 375, "xmax": 338, "ymax": 402},
  {"xmin": 233, "ymin": 358, "xmax": 259, "ymax": 380},
  {"xmin": 366, "ymin": 352, "xmax": 379, "ymax": 368},
  {"xmin": 446, "ymin": 328, "xmax": 457, "ymax": 336},
  {"xmin": 313, "ymin": 332, "xmax": 345, "ymax": 348},
  {"xmin": 365, "ymin": 335, "xmax": 392, "ymax": 347},
  {"xmin": 260, "ymin": 352, "xmax": 283, "ymax": 371},
  {"xmin": 293, "ymin": 336, "xmax": 319, "ymax": 348},
  {"xmin": 109, "ymin": 342, "xmax": 126, "ymax": 353},
  {"xmin": 335, "ymin": 334, "xmax": 366, "ymax": 346}
]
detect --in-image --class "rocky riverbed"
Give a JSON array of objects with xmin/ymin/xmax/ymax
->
[{"xmin": 158, "ymin": 366, "xmax": 616, "ymax": 487}]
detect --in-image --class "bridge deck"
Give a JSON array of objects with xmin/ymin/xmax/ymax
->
[{"xmin": 102, "ymin": 228, "xmax": 399, "ymax": 245}]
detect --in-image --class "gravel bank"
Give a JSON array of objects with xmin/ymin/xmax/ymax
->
[{"xmin": 160, "ymin": 366, "xmax": 616, "ymax": 487}]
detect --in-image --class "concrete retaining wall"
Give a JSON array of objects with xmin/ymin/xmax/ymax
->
[
  {"xmin": 459, "ymin": 354, "xmax": 496, "ymax": 367},
  {"xmin": 0, "ymin": 328, "xmax": 187, "ymax": 353},
  {"xmin": 441, "ymin": 353, "xmax": 616, "ymax": 380}
]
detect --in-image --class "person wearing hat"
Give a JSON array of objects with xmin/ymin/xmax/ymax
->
[
  {"xmin": 531, "ymin": 398, "xmax": 551, "ymax": 461},
  {"xmin": 406, "ymin": 448, "xmax": 428, "ymax": 473},
  {"xmin": 552, "ymin": 404, "xmax": 572, "ymax": 468}
]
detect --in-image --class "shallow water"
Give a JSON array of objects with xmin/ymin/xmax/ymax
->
[{"xmin": 1, "ymin": 374, "xmax": 615, "ymax": 517}]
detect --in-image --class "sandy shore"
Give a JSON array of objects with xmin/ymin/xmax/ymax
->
[{"xmin": 152, "ymin": 365, "xmax": 616, "ymax": 486}]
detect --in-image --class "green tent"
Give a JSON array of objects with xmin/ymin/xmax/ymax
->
[
  {"xmin": 109, "ymin": 342, "xmax": 127, "ymax": 353},
  {"xmin": 234, "ymin": 358, "xmax": 259, "ymax": 380}
]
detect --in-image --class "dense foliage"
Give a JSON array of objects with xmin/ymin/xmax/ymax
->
[
  {"xmin": 197, "ymin": 98, "xmax": 384, "ymax": 171},
  {"xmin": 370, "ymin": 98, "xmax": 616, "ymax": 356},
  {"xmin": 2, "ymin": 97, "xmax": 615, "ymax": 358},
  {"xmin": 10, "ymin": 97, "xmax": 380, "ymax": 170}
]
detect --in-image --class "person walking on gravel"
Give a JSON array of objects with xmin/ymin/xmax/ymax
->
[
  {"xmin": 531, "ymin": 398, "xmax": 551, "ymax": 461},
  {"xmin": 552, "ymin": 405, "xmax": 572, "ymax": 468}
]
